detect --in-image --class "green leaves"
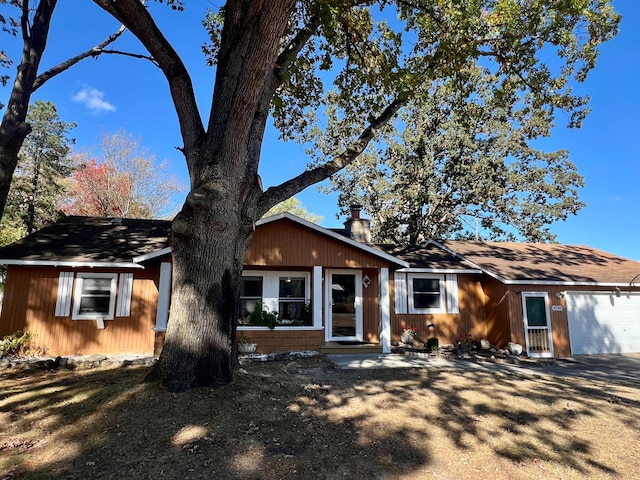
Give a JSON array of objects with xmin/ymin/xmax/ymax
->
[{"xmin": 328, "ymin": 65, "xmax": 586, "ymax": 243}]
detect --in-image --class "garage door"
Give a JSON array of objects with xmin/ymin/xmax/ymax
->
[{"xmin": 566, "ymin": 292, "xmax": 640, "ymax": 355}]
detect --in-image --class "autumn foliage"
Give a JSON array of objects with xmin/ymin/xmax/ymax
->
[
  {"xmin": 61, "ymin": 131, "xmax": 185, "ymax": 219},
  {"xmin": 62, "ymin": 159, "xmax": 150, "ymax": 218}
]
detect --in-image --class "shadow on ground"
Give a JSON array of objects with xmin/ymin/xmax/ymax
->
[{"xmin": 1, "ymin": 355, "xmax": 639, "ymax": 479}]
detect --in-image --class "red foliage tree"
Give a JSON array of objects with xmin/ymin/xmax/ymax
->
[{"xmin": 62, "ymin": 158, "xmax": 150, "ymax": 218}]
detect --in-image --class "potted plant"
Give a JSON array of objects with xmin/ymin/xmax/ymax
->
[
  {"xmin": 238, "ymin": 336, "xmax": 257, "ymax": 354},
  {"xmin": 245, "ymin": 304, "xmax": 280, "ymax": 330},
  {"xmin": 400, "ymin": 326, "xmax": 418, "ymax": 345}
]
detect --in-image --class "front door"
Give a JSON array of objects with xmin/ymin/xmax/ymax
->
[
  {"xmin": 326, "ymin": 270, "xmax": 363, "ymax": 342},
  {"xmin": 522, "ymin": 292, "xmax": 554, "ymax": 357}
]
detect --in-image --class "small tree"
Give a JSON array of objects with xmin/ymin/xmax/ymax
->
[{"xmin": 62, "ymin": 130, "xmax": 185, "ymax": 219}]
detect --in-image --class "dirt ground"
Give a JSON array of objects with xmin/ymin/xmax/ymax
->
[{"xmin": 1, "ymin": 354, "xmax": 639, "ymax": 479}]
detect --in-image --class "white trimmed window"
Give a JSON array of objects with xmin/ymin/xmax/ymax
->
[
  {"xmin": 72, "ymin": 273, "xmax": 118, "ymax": 320},
  {"xmin": 55, "ymin": 272, "xmax": 134, "ymax": 320},
  {"xmin": 407, "ymin": 273, "xmax": 446, "ymax": 314},
  {"xmin": 239, "ymin": 271, "xmax": 311, "ymax": 326},
  {"xmin": 278, "ymin": 276, "xmax": 306, "ymax": 322},
  {"xmin": 240, "ymin": 276, "xmax": 264, "ymax": 319}
]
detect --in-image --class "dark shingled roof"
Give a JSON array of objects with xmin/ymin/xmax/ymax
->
[{"xmin": 0, "ymin": 216, "xmax": 171, "ymax": 265}]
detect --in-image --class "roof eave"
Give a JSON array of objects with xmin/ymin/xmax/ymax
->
[
  {"xmin": 132, "ymin": 247, "xmax": 172, "ymax": 264},
  {"xmin": 0, "ymin": 259, "xmax": 145, "ymax": 269}
]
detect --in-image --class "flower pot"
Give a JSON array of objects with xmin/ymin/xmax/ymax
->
[
  {"xmin": 238, "ymin": 343, "xmax": 257, "ymax": 354},
  {"xmin": 400, "ymin": 331, "xmax": 414, "ymax": 345}
]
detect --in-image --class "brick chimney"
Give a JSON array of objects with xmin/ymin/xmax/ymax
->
[{"xmin": 344, "ymin": 204, "xmax": 371, "ymax": 244}]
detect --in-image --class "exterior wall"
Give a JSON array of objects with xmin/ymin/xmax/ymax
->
[
  {"xmin": 480, "ymin": 283, "xmax": 640, "ymax": 358},
  {"xmin": 1, "ymin": 219, "xmax": 393, "ymax": 356},
  {"xmin": 239, "ymin": 220, "xmax": 390, "ymax": 350},
  {"xmin": 390, "ymin": 274, "xmax": 488, "ymax": 345},
  {"xmin": 362, "ymin": 268, "xmax": 380, "ymax": 343},
  {"xmin": 0, "ymin": 266, "xmax": 158, "ymax": 356},
  {"xmin": 245, "ymin": 219, "xmax": 389, "ymax": 269},
  {"xmin": 481, "ymin": 277, "xmax": 511, "ymax": 348}
]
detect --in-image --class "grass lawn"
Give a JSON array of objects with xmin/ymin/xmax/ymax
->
[{"xmin": 1, "ymin": 355, "xmax": 639, "ymax": 479}]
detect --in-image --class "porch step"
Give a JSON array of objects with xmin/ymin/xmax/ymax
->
[{"xmin": 321, "ymin": 341, "xmax": 383, "ymax": 354}]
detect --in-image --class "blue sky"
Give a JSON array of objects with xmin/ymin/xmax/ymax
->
[{"xmin": 3, "ymin": 1, "xmax": 639, "ymax": 259}]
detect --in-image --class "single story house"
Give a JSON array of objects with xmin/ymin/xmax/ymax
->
[{"xmin": 1, "ymin": 209, "xmax": 639, "ymax": 358}]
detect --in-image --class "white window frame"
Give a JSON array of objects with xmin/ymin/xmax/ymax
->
[
  {"xmin": 239, "ymin": 270, "xmax": 312, "ymax": 329},
  {"xmin": 407, "ymin": 273, "xmax": 446, "ymax": 314},
  {"xmin": 72, "ymin": 273, "xmax": 118, "ymax": 320}
]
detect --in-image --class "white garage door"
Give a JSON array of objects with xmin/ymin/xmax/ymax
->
[{"xmin": 566, "ymin": 292, "xmax": 640, "ymax": 355}]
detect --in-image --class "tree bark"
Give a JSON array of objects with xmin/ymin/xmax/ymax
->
[
  {"xmin": 0, "ymin": 0, "xmax": 57, "ymax": 217},
  {"xmin": 149, "ymin": 187, "xmax": 254, "ymax": 391},
  {"xmin": 133, "ymin": 0, "xmax": 298, "ymax": 391}
]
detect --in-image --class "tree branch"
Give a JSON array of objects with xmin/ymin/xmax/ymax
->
[
  {"xmin": 33, "ymin": 25, "xmax": 128, "ymax": 91},
  {"xmin": 258, "ymin": 92, "xmax": 409, "ymax": 214},
  {"xmin": 92, "ymin": 0, "xmax": 205, "ymax": 154}
]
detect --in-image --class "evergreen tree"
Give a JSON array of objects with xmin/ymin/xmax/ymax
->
[{"xmin": 1, "ymin": 100, "xmax": 75, "ymax": 238}]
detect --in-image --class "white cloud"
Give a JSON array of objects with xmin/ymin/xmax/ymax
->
[{"xmin": 72, "ymin": 86, "xmax": 116, "ymax": 114}]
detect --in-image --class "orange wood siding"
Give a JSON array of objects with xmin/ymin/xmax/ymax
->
[
  {"xmin": 481, "ymin": 277, "xmax": 511, "ymax": 348},
  {"xmin": 390, "ymin": 274, "xmax": 487, "ymax": 345},
  {"xmin": 245, "ymin": 219, "xmax": 389, "ymax": 268},
  {"xmin": 362, "ymin": 268, "xmax": 380, "ymax": 343},
  {"xmin": 0, "ymin": 266, "xmax": 158, "ymax": 356}
]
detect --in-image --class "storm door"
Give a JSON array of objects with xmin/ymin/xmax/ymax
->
[
  {"xmin": 326, "ymin": 270, "xmax": 363, "ymax": 342},
  {"xmin": 522, "ymin": 292, "xmax": 554, "ymax": 357}
]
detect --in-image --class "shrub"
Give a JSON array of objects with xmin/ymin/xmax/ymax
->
[
  {"xmin": 0, "ymin": 330, "xmax": 32, "ymax": 358},
  {"xmin": 426, "ymin": 337, "xmax": 439, "ymax": 352}
]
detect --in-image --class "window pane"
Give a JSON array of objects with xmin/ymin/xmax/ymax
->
[
  {"xmin": 241, "ymin": 277, "xmax": 263, "ymax": 297},
  {"xmin": 414, "ymin": 293, "xmax": 440, "ymax": 309},
  {"xmin": 241, "ymin": 299, "xmax": 260, "ymax": 318},
  {"xmin": 412, "ymin": 277, "xmax": 441, "ymax": 310},
  {"xmin": 413, "ymin": 278, "xmax": 439, "ymax": 293},
  {"xmin": 279, "ymin": 301, "xmax": 305, "ymax": 321},
  {"xmin": 525, "ymin": 297, "xmax": 548, "ymax": 327},
  {"xmin": 82, "ymin": 278, "xmax": 112, "ymax": 293},
  {"xmin": 279, "ymin": 277, "xmax": 305, "ymax": 298},
  {"xmin": 79, "ymin": 295, "xmax": 111, "ymax": 314}
]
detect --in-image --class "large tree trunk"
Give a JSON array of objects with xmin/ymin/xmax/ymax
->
[
  {"xmin": 150, "ymin": 186, "xmax": 256, "ymax": 391},
  {"xmin": 133, "ymin": 0, "xmax": 298, "ymax": 391}
]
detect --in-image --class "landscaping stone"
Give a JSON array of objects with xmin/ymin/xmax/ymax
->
[
  {"xmin": 0, "ymin": 353, "xmax": 157, "ymax": 372},
  {"xmin": 508, "ymin": 342, "xmax": 523, "ymax": 356}
]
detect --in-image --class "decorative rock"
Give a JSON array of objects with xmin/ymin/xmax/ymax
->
[
  {"xmin": 86, "ymin": 354, "xmax": 107, "ymax": 363},
  {"xmin": 0, "ymin": 358, "xmax": 11, "ymax": 370},
  {"xmin": 480, "ymin": 339, "xmax": 492, "ymax": 350},
  {"xmin": 508, "ymin": 342, "xmax": 523, "ymax": 356}
]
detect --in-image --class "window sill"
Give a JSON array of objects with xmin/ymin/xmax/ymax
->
[
  {"xmin": 238, "ymin": 326, "xmax": 322, "ymax": 331},
  {"xmin": 407, "ymin": 309, "xmax": 446, "ymax": 315}
]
